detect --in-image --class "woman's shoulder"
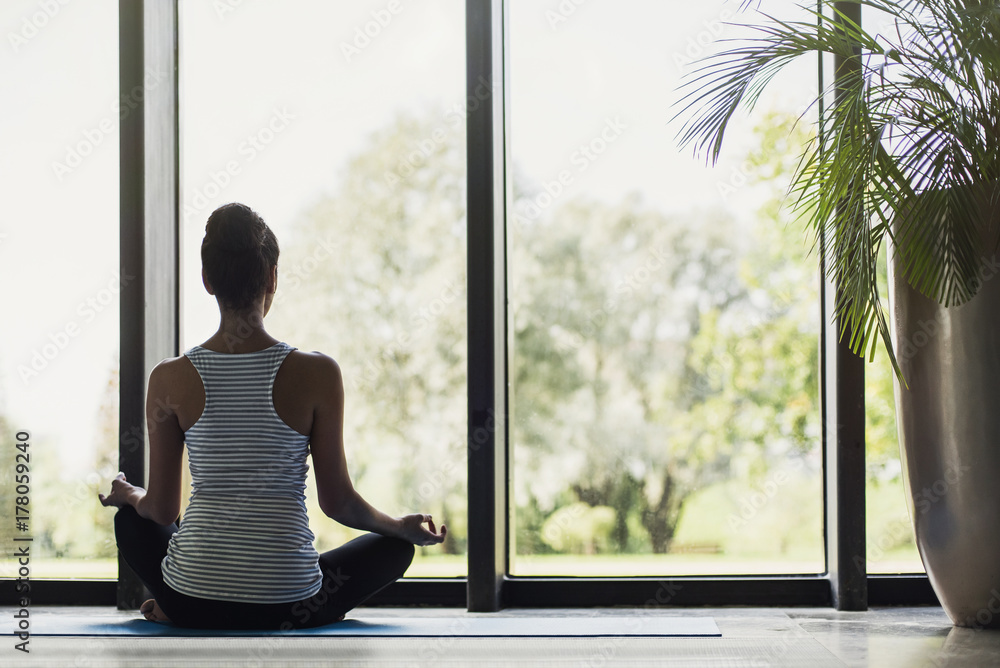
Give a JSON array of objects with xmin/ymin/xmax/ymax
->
[
  {"xmin": 274, "ymin": 350, "xmax": 345, "ymax": 416},
  {"xmin": 153, "ymin": 353, "xmax": 196, "ymax": 375},
  {"xmin": 147, "ymin": 354, "xmax": 201, "ymax": 396},
  {"xmin": 282, "ymin": 349, "xmax": 343, "ymax": 384},
  {"xmin": 285, "ymin": 348, "xmax": 339, "ymax": 366}
]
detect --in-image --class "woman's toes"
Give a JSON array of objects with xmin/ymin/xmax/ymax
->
[
  {"xmin": 150, "ymin": 601, "xmax": 171, "ymax": 623},
  {"xmin": 140, "ymin": 599, "xmax": 155, "ymax": 619},
  {"xmin": 139, "ymin": 598, "xmax": 171, "ymax": 623}
]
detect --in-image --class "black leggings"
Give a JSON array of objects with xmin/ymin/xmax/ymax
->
[{"xmin": 114, "ymin": 505, "xmax": 414, "ymax": 630}]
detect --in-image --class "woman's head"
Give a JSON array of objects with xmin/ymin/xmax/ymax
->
[{"xmin": 201, "ymin": 203, "xmax": 279, "ymax": 312}]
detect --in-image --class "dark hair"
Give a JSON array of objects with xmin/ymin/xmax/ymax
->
[{"xmin": 201, "ymin": 203, "xmax": 279, "ymax": 311}]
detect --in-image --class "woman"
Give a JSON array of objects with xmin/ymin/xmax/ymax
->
[{"xmin": 99, "ymin": 202, "xmax": 446, "ymax": 629}]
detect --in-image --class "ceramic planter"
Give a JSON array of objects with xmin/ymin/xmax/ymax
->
[{"xmin": 889, "ymin": 246, "xmax": 1000, "ymax": 628}]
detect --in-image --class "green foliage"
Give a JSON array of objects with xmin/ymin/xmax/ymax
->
[
  {"xmin": 274, "ymin": 109, "xmax": 468, "ymax": 556},
  {"xmin": 678, "ymin": 113, "xmax": 821, "ymax": 484},
  {"xmin": 673, "ymin": 473, "xmax": 822, "ymax": 558},
  {"xmin": 865, "ymin": 249, "xmax": 903, "ymax": 475},
  {"xmin": 15, "ymin": 104, "xmax": 835, "ymax": 571},
  {"xmin": 0, "ymin": 416, "xmax": 14, "ymax": 563},
  {"xmin": 675, "ymin": 0, "xmax": 1000, "ymax": 379},
  {"xmin": 0, "ymin": 363, "xmax": 119, "ymax": 572},
  {"xmin": 34, "ymin": 364, "xmax": 119, "ymax": 562},
  {"xmin": 512, "ymin": 109, "xmax": 822, "ymax": 556},
  {"xmin": 511, "ymin": 193, "xmax": 740, "ymax": 553},
  {"xmin": 540, "ymin": 502, "xmax": 617, "ymax": 554}
]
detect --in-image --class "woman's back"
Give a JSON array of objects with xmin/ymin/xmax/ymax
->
[
  {"xmin": 160, "ymin": 341, "xmax": 324, "ymax": 603},
  {"xmin": 100, "ymin": 203, "xmax": 443, "ymax": 628}
]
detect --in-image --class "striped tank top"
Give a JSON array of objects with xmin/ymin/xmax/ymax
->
[{"xmin": 161, "ymin": 342, "xmax": 323, "ymax": 603}]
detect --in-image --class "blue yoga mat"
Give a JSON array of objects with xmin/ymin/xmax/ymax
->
[{"xmin": 24, "ymin": 613, "xmax": 720, "ymax": 637}]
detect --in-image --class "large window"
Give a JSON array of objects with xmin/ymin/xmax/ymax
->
[
  {"xmin": 508, "ymin": 0, "xmax": 824, "ymax": 576},
  {"xmin": 0, "ymin": 0, "xmax": 120, "ymax": 579},
  {"xmin": 178, "ymin": 0, "xmax": 467, "ymax": 577},
  {"xmin": 0, "ymin": 0, "xmax": 935, "ymax": 608}
]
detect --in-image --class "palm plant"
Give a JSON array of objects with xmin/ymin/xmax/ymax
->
[{"xmin": 674, "ymin": 0, "xmax": 1000, "ymax": 378}]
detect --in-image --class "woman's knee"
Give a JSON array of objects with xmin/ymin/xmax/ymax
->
[
  {"xmin": 359, "ymin": 534, "xmax": 416, "ymax": 574},
  {"xmin": 113, "ymin": 504, "xmax": 141, "ymax": 534},
  {"xmin": 385, "ymin": 536, "xmax": 415, "ymax": 575}
]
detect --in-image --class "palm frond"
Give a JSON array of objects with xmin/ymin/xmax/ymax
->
[{"xmin": 673, "ymin": 0, "xmax": 1000, "ymax": 381}]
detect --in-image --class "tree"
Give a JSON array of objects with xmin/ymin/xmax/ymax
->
[
  {"xmin": 32, "ymin": 361, "xmax": 120, "ymax": 563},
  {"xmin": 273, "ymin": 110, "xmax": 468, "ymax": 556},
  {"xmin": 264, "ymin": 105, "xmax": 821, "ymax": 561},
  {"xmin": 511, "ymin": 191, "xmax": 746, "ymax": 553},
  {"xmin": 511, "ymin": 111, "xmax": 821, "ymax": 554},
  {"xmin": 1, "ymin": 414, "xmax": 16, "ymax": 566}
]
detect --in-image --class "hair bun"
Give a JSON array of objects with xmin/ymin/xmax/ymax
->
[
  {"xmin": 201, "ymin": 203, "xmax": 280, "ymax": 311},
  {"xmin": 205, "ymin": 204, "xmax": 262, "ymax": 253}
]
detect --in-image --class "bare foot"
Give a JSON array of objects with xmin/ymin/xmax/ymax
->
[{"xmin": 140, "ymin": 598, "xmax": 171, "ymax": 624}]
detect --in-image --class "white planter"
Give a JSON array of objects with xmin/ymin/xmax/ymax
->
[{"xmin": 889, "ymin": 248, "xmax": 1000, "ymax": 628}]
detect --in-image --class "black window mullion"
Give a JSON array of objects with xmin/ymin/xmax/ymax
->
[
  {"xmin": 118, "ymin": 0, "xmax": 180, "ymax": 610},
  {"xmin": 465, "ymin": 0, "xmax": 509, "ymax": 612},
  {"xmin": 822, "ymin": 0, "xmax": 867, "ymax": 610}
]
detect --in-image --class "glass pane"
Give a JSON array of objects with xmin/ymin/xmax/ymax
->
[
  {"xmin": 0, "ymin": 0, "xmax": 119, "ymax": 579},
  {"xmin": 179, "ymin": 0, "xmax": 466, "ymax": 577},
  {"xmin": 860, "ymin": 1, "xmax": 923, "ymax": 576},
  {"xmin": 509, "ymin": 0, "xmax": 824, "ymax": 576},
  {"xmin": 865, "ymin": 254, "xmax": 923, "ymax": 573}
]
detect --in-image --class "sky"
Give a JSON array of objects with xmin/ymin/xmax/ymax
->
[{"xmin": 0, "ymin": 0, "xmax": 818, "ymax": 480}]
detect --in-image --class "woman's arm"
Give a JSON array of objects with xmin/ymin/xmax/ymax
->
[
  {"xmin": 98, "ymin": 361, "xmax": 184, "ymax": 526},
  {"xmin": 309, "ymin": 354, "xmax": 446, "ymax": 546}
]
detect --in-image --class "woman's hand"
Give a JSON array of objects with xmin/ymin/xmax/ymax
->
[
  {"xmin": 98, "ymin": 472, "xmax": 144, "ymax": 509},
  {"xmin": 395, "ymin": 514, "xmax": 447, "ymax": 546}
]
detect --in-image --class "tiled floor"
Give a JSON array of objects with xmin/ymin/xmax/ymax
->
[{"xmin": 3, "ymin": 605, "xmax": 999, "ymax": 667}]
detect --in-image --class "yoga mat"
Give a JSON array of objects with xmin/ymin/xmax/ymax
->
[{"xmin": 21, "ymin": 613, "xmax": 720, "ymax": 638}]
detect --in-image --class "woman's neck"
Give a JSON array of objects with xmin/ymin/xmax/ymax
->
[{"xmin": 202, "ymin": 308, "xmax": 279, "ymax": 353}]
